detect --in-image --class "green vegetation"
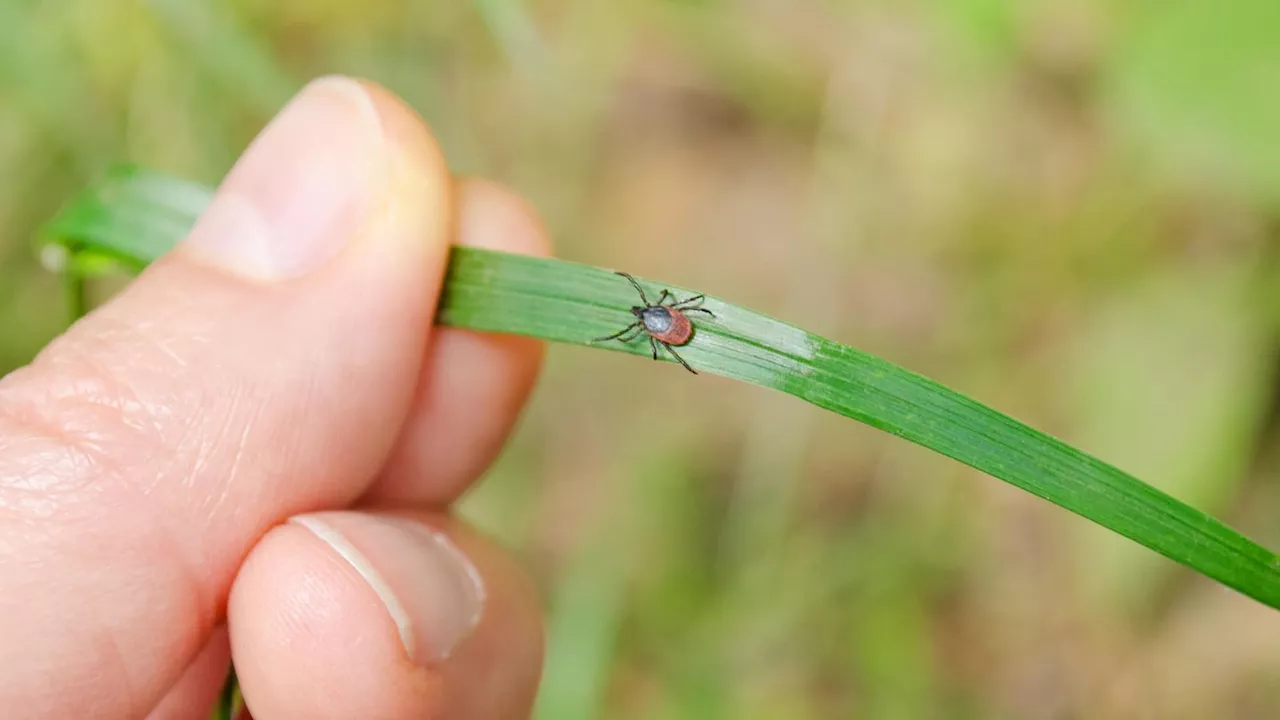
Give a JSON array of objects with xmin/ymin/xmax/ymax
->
[
  {"xmin": 7, "ymin": 1, "xmax": 1280, "ymax": 717},
  {"xmin": 43, "ymin": 165, "xmax": 1280, "ymax": 611}
]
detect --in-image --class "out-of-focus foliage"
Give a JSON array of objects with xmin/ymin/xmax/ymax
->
[{"xmin": 4, "ymin": 1, "xmax": 1280, "ymax": 717}]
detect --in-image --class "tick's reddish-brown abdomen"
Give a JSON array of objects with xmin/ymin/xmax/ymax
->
[{"xmin": 650, "ymin": 309, "xmax": 692, "ymax": 345}]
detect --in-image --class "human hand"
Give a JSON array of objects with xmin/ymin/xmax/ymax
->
[{"xmin": 0, "ymin": 77, "xmax": 547, "ymax": 719}]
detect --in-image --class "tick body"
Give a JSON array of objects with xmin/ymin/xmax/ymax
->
[
  {"xmin": 638, "ymin": 306, "xmax": 691, "ymax": 345},
  {"xmin": 593, "ymin": 272, "xmax": 715, "ymax": 374}
]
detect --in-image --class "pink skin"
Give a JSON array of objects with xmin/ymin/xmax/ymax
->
[{"xmin": 0, "ymin": 78, "xmax": 546, "ymax": 719}]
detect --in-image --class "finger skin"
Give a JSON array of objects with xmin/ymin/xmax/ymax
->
[
  {"xmin": 0, "ymin": 78, "xmax": 451, "ymax": 717},
  {"xmin": 229, "ymin": 512, "xmax": 543, "ymax": 720},
  {"xmin": 371, "ymin": 179, "xmax": 552, "ymax": 505},
  {"xmin": 145, "ymin": 627, "xmax": 231, "ymax": 720}
]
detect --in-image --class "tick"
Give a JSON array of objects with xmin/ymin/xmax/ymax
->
[{"xmin": 593, "ymin": 272, "xmax": 715, "ymax": 374}]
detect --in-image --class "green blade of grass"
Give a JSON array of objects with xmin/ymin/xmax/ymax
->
[{"xmin": 40, "ymin": 166, "xmax": 1280, "ymax": 608}]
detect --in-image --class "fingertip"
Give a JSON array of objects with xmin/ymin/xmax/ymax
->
[
  {"xmin": 456, "ymin": 178, "xmax": 555, "ymax": 256},
  {"xmin": 228, "ymin": 512, "xmax": 542, "ymax": 719},
  {"xmin": 228, "ymin": 520, "xmax": 435, "ymax": 719},
  {"xmin": 370, "ymin": 179, "xmax": 552, "ymax": 504},
  {"xmin": 433, "ymin": 514, "xmax": 545, "ymax": 719},
  {"xmin": 356, "ymin": 80, "xmax": 456, "ymax": 249}
]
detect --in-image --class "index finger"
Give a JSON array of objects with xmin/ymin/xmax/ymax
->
[{"xmin": 367, "ymin": 178, "xmax": 552, "ymax": 505}]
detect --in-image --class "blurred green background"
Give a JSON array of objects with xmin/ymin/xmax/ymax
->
[{"xmin": 5, "ymin": 0, "xmax": 1280, "ymax": 717}]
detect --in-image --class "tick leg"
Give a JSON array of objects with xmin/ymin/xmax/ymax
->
[
  {"xmin": 593, "ymin": 321, "xmax": 641, "ymax": 343},
  {"xmin": 649, "ymin": 336, "xmax": 659, "ymax": 360},
  {"xmin": 656, "ymin": 289, "xmax": 674, "ymax": 305},
  {"xmin": 674, "ymin": 294, "xmax": 705, "ymax": 308},
  {"xmin": 662, "ymin": 342, "xmax": 697, "ymax": 374},
  {"xmin": 617, "ymin": 326, "xmax": 646, "ymax": 344},
  {"xmin": 616, "ymin": 272, "xmax": 651, "ymax": 306},
  {"xmin": 684, "ymin": 307, "xmax": 715, "ymax": 318}
]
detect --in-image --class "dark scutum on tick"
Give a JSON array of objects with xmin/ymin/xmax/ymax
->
[{"xmin": 593, "ymin": 272, "xmax": 715, "ymax": 374}]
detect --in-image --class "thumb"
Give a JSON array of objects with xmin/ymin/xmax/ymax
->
[{"xmin": 0, "ymin": 77, "xmax": 451, "ymax": 717}]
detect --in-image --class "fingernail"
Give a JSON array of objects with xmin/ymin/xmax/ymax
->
[
  {"xmin": 181, "ymin": 76, "xmax": 383, "ymax": 280},
  {"xmin": 290, "ymin": 513, "xmax": 486, "ymax": 663}
]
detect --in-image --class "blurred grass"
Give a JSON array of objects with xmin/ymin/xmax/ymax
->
[{"xmin": 5, "ymin": 0, "xmax": 1280, "ymax": 717}]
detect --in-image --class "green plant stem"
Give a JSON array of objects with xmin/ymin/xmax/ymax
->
[{"xmin": 64, "ymin": 270, "xmax": 86, "ymax": 323}]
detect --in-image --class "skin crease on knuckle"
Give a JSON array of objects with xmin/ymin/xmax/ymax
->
[
  {"xmin": 0, "ymin": 331, "xmax": 256, "ymax": 714},
  {"xmin": 0, "ymin": 316, "xmax": 243, "ymax": 609},
  {"xmin": 0, "ymin": 268, "xmax": 306, "ymax": 542},
  {"xmin": 0, "ymin": 308, "xmax": 209, "ymax": 510}
]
